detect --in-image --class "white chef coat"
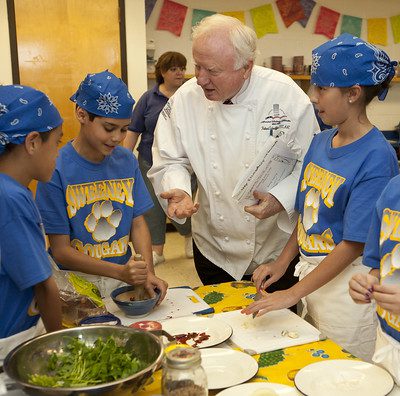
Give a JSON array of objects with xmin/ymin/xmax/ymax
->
[{"xmin": 149, "ymin": 65, "xmax": 319, "ymax": 280}]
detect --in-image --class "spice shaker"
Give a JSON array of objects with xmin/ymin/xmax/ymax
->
[{"xmin": 162, "ymin": 347, "xmax": 208, "ymax": 396}]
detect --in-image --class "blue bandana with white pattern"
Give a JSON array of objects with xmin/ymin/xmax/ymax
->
[
  {"xmin": 311, "ymin": 33, "xmax": 397, "ymax": 101},
  {"xmin": 0, "ymin": 85, "xmax": 63, "ymax": 154},
  {"xmin": 70, "ymin": 70, "xmax": 135, "ymax": 119}
]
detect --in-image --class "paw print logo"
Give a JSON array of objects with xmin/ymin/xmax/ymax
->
[
  {"xmin": 84, "ymin": 201, "xmax": 122, "ymax": 242},
  {"xmin": 303, "ymin": 188, "xmax": 320, "ymax": 231},
  {"xmin": 380, "ymin": 243, "xmax": 400, "ymax": 286}
]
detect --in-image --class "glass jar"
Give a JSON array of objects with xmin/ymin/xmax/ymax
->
[{"xmin": 162, "ymin": 347, "xmax": 208, "ymax": 396}]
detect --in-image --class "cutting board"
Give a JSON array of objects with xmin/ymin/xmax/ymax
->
[
  {"xmin": 214, "ymin": 309, "xmax": 321, "ymax": 354},
  {"xmin": 107, "ymin": 286, "xmax": 213, "ymax": 325}
]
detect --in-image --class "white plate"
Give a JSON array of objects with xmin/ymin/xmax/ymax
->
[
  {"xmin": 161, "ymin": 316, "xmax": 232, "ymax": 348},
  {"xmin": 200, "ymin": 348, "xmax": 259, "ymax": 389},
  {"xmin": 294, "ymin": 359, "xmax": 394, "ymax": 396},
  {"xmin": 216, "ymin": 382, "xmax": 300, "ymax": 395}
]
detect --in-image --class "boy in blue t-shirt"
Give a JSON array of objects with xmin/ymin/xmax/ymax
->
[
  {"xmin": 350, "ymin": 175, "xmax": 400, "ymax": 383},
  {"xmin": 36, "ymin": 71, "xmax": 168, "ymax": 300},
  {"xmin": 0, "ymin": 85, "xmax": 63, "ymax": 358}
]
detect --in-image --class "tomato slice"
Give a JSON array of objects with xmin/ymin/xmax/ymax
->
[{"xmin": 129, "ymin": 320, "xmax": 162, "ymax": 331}]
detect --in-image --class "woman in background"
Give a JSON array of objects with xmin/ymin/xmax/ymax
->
[{"xmin": 125, "ymin": 51, "xmax": 195, "ymax": 265}]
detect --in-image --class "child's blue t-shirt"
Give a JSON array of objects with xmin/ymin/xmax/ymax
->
[
  {"xmin": 0, "ymin": 174, "xmax": 52, "ymax": 338},
  {"xmin": 36, "ymin": 142, "xmax": 153, "ymax": 266},
  {"xmin": 363, "ymin": 175, "xmax": 400, "ymax": 343},
  {"xmin": 295, "ymin": 127, "xmax": 399, "ymax": 256}
]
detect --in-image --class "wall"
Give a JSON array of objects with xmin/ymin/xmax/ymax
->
[
  {"xmin": 0, "ymin": 0, "xmax": 12, "ymax": 84},
  {"xmin": 0, "ymin": 0, "xmax": 399, "ymax": 129},
  {"xmin": 0, "ymin": 0, "xmax": 147, "ymax": 103},
  {"xmin": 145, "ymin": 0, "xmax": 400, "ymax": 130}
]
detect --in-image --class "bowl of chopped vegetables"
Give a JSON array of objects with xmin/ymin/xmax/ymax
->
[
  {"xmin": 111, "ymin": 286, "xmax": 161, "ymax": 318},
  {"xmin": 3, "ymin": 325, "xmax": 163, "ymax": 395}
]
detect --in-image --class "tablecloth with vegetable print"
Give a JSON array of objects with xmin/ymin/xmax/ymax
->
[{"xmin": 137, "ymin": 281, "xmax": 357, "ymax": 395}]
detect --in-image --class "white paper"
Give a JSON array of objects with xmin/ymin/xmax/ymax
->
[
  {"xmin": 106, "ymin": 287, "xmax": 212, "ymax": 325},
  {"xmin": 232, "ymin": 138, "xmax": 298, "ymax": 204}
]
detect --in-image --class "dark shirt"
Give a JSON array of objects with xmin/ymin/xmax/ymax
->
[{"xmin": 128, "ymin": 84, "xmax": 168, "ymax": 165}]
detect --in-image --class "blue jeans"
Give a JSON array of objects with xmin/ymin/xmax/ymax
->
[{"xmin": 138, "ymin": 155, "xmax": 196, "ymax": 245}]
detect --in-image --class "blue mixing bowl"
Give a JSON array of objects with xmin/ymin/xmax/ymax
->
[{"xmin": 111, "ymin": 286, "xmax": 161, "ymax": 317}]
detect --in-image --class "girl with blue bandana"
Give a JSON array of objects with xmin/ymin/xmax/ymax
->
[
  {"xmin": 243, "ymin": 33, "xmax": 399, "ymax": 361},
  {"xmin": 350, "ymin": 176, "xmax": 400, "ymax": 383},
  {"xmin": 36, "ymin": 71, "xmax": 168, "ymax": 301},
  {"xmin": 0, "ymin": 85, "xmax": 63, "ymax": 359}
]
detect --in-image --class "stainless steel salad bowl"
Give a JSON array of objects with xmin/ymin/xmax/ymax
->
[{"xmin": 3, "ymin": 325, "xmax": 163, "ymax": 395}]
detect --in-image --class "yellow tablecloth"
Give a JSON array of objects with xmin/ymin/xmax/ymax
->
[{"xmin": 137, "ymin": 281, "xmax": 357, "ymax": 395}]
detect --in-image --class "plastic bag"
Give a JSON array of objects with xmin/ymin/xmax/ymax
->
[{"xmin": 49, "ymin": 255, "xmax": 108, "ymax": 327}]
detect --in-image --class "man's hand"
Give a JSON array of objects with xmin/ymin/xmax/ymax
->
[
  {"xmin": 160, "ymin": 189, "xmax": 199, "ymax": 219},
  {"xmin": 244, "ymin": 192, "xmax": 284, "ymax": 219}
]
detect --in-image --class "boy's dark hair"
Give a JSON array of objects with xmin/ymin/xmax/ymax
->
[
  {"xmin": 75, "ymin": 104, "xmax": 97, "ymax": 121},
  {"xmin": 155, "ymin": 51, "xmax": 187, "ymax": 85},
  {"xmin": 3, "ymin": 129, "xmax": 52, "ymax": 154}
]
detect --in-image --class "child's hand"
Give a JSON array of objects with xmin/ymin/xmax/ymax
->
[
  {"xmin": 252, "ymin": 261, "xmax": 287, "ymax": 291},
  {"xmin": 372, "ymin": 283, "xmax": 400, "ymax": 315},
  {"xmin": 349, "ymin": 273, "xmax": 378, "ymax": 304},
  {"xmin": 122, "ymin": 258, "xmax": 148, "ymax": 285},
  {"xmin": 146, "ymin": 273, "xmax": 168, "ymax": 305},
  {"xmin": 241, "ymin": 289, "xmax": 299, "ymax": 317}
]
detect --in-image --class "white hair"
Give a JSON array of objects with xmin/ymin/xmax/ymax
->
[{"xmin": 192, "ymin": 14, "xmax": 257, "ymax": 70}]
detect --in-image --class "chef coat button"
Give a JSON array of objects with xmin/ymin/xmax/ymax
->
[
  {"xmin": 245, "ymin": 163, "xmax": 249, "ymax": 168},
  {"xmin": 246, "ymin": 239, "xmax": 251, "ymax": 245},
  {"xmin": 208, "ymin": 106, "xmax": 212, "ymax": 111},
  {"xmin": 212, "ymin": 163, "xmax": 217, "ymax": 169},
  {"xmin": 219, "ymin": 215, "xmax": 224, "ymax": 221},
  {"xmin": 245, "ymin": 134, "xmax": 250, "ymax": 140},
  {"xmin": 224, "ymin": 236, "xmax": 230, "ymax": 242},
  {"xmin": 215, "ymin": 191, "xmax": 221, "ymax": 197},
  {"xmin": 245, "ymin": 215, "xmax": 250, "ymax": 222},
  {"xmin": 211, "ymin": 134, "xmax": 216, "ymax": 140}
]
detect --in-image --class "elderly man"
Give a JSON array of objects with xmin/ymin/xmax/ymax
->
[{"xmin": 149, "ymin": 14, "xmax": 319, "ymax": 288}]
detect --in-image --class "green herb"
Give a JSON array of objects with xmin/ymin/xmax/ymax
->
[{"xmin": 29, "ymin": 336, "xmax": 146, "ymax": 387}]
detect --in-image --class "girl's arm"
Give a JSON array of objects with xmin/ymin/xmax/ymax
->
[
  {"xmin": 244, "ymin": 240, "xmax": 363, "ymax": 316},
  {"xmin": 291, "ymin": 240, "xmax": 364, "ymax": 300},
  {"xmin": 253, "ymin": 224, "xmax": 299, "ymax": 291},
  {"xmin": 34, "ymin": 276, "xmax": 62, "ymax": 332}
]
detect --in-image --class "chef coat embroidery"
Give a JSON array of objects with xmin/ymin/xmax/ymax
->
[{"xmin": 261, "ymin": 104, "xmax": 291, "ymax": 137}]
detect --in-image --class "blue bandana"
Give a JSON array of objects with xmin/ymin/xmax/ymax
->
[
  {"xmin": 311, "ymin": 33, "xmax": 397, "ymax": 101},
  {"xmin": 0, "ymin": 85, "xmax": 63, "ymax": 154},
  {"xmin": 70, "ymin": 70, "xmax": 135, "ymax": 118}
]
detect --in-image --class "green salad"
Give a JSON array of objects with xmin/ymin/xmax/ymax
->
[{"xmin": 29, "ymin": 336, "xmax": 146, "ymax": 387}]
